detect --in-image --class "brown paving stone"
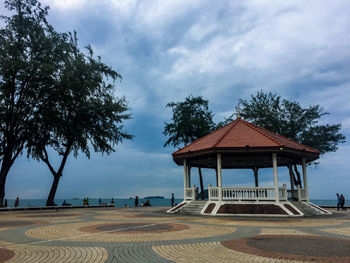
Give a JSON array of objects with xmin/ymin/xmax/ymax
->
[
  {"xmin": 0, "ymin": 248, "xmax": 15, "ymax": 263},
  {"xmin": 284, "ymin": 204, "xmax": 300, "ymax": 215},
  {"xmin": 19, "ymin": 213, "xmax": 82, "ymax": 218},
  {"xmin": 79, "ymin": 222, "xmax": 190, "ymax": 234},
  {"xmin": 170, "ymin": 202, "xmax": 187, "ymax": 212},
  {"xmin": 0, "ymin": 221, "xmax": 45, "ymax": 228},
  {"xmin": 204, "ymin": 203, "xmax": 216, "ymax": 214},
  {"xmin": 222, "ymin": 235, "xmax": 350, "ymax": 262},
  {"xmin": 217, "ymin": 204, "xmax": 288, "ymax": 214}
]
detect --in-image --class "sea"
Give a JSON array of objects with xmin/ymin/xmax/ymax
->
[{"xmin": 2, "ymin": 198, "xmax": 337, "ymax": 208}]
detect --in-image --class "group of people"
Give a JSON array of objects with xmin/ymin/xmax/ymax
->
[
  {"xmin": 336, "ymin": 193, "xmax": 346, "ymax": 211},
  {"xmin": 83, "ymin": 197, "xmax": 89, "ymax": 205},
  {"xmin": 2, "ymin": 197, "xmax": 19, "ymax": 208}
]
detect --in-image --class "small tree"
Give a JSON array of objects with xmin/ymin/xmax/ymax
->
[
  {"xmin": 0, "ymin": 0, "xmax": 60, "ymax": 206},
  {"xmin": 164, "ymin": 96, "xmax": 215, "ymax": 200},
  {"xmin": 239, "ymin": 91, "xmax": 346, "ymax": 185},
  {"xmin": 27, "ymin": 33, "xmax": 132, "ymax": 206}
]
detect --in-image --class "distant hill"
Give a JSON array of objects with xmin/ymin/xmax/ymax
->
[{"xmin": 144, "ymin": 196, "xmax": 164, "ymax": 199}]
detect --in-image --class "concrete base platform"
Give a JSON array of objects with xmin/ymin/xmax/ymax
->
[{"xmin": 168, "ymin": 200, "xmax": 332, "ymax": 217}]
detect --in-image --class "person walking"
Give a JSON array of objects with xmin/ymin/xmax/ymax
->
[
  {"xmin": 135, "ymin": 196, "xmax": 139, "ymax": 207},
  {"xmin": 336, "ymin": 193, "xmax": 340, "ymax": 211},
  {"xmin": 14, "ymin": 197, "xmax": 19, "ymax": 208},
  {"xmin": 171, "ymin": 193, "xmax": 175, "ymax": 207},
  {"xmin": 111, "ymin": 198, "xmax": 115, "ymax": 206},
  {"xmin": 340, "ymin": 194, "xmax": 346, "ymax": 211},
  {"xmin": 98, "ymin": 198, "xmax": 102, "ymax": 205}
]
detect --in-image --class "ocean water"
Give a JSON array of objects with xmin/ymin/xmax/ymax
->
[
  {"xmin": 3, "ymin": 198, "xmax": 184, "ymax": 208},
  {"xmin": 2, "ymin": 198, "xmax": 337, "ymax": 208}
]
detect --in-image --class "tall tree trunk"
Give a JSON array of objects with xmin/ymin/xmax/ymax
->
[
  {"xmin": 253, "ymin": 167, "xmax": 259, "ymax": 187},
  {"xmin": 42, "ymin": 144, "xmax": 71, "ymax": 207},
  {"xmin": 198, "ymin": 167, "xmax": 204, "ymax": 200},
  {"xmin": 46, "ymin": 174, "xmax": 61, "ymax": 206},
  {"xmin": 288, "ymin": 164, "xmax": 301, "ymax": 186},
  {"xmin": 0, "ymin": 154, "xmax": 13, "ymax": 207},
  {"xmin": 293, "ymin": 164, "xmax": 302, "ymax": 187}
]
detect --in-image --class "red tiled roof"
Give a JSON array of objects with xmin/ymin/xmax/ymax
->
[{"xmin": 173, "ymin": 118, "xmax": 320, "ymax": 155}]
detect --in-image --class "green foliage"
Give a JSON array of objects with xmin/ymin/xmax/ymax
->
[
  {"xmin": 27, "ymin": 32, "xmax": 132, "ymax": 164},
  {"xmin": 0, "ymin": 0, "xmax": 132, "ymax": 206},
  {"xmin": 239, "ymin": 91, "xmax": 346, "ymax": 154},
  {"xmin": 163, "ymin": 96, "xmax": 215, "ymax": 147},
  {"xmin": 0, "ymin": 0, "xmax": 60, "ymax": 205}
]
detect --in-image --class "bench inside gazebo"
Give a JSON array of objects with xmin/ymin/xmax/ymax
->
[{"xmin": 167, "ymin": 117, "xmax": 331, "ymax": 217}]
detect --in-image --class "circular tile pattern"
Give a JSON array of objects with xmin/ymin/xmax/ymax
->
[
  {"xmin": 25, "ymin": 221, "xmax": 236, "ymax": 242},
  {"xmin": 0, "ymin": 248, "xmax": 15, "ymax": 263},
  {"xmin": 0, "ymin": 221, "xmax": 37, "ymax": 228},
  {"xmin": 222, "ymin": 235, "xmax": 350, "ymax": 262},
  {"xmin": 20, "ymin": 213, "xmax": 81, "ymax": 218},
  {"xmin": 80, "ymin": 222, "xmax": 189, "ymax": 234}
]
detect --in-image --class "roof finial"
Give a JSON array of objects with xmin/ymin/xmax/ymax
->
[{"xmin": 235, "ymin": 104, "xmax": 241, "ymax": 119}]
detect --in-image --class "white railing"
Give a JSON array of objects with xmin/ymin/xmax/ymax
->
[
  {"xmin": 185, "ymin": 185, "xmax": 195, "ymax": 200},
  {"xmin": 287, "ymin": 188, "xmax": 308, "ymax": 201},
  {"xmin": 208, "ymin": 185, "xmax": 287, "ymax": 201},
  {"xmin": 279, "ymin": 186, "xmax": 287, "ymax": 201},
  {"xmin": 300, "ymin": 188, "xmax": 307, "ymax": 201},
  {"xmin": 287, "ymin": 189, "xmax": 298, "ymax": 200},
  {"xmin": 208, "ymin": 184, "xmax": 219, "ymax": 200}
]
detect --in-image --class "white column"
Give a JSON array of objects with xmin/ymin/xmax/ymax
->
[
  {"xmin": 217, "ymin": 153, "xmax": 222, "ymax": 201},
  {"xmin": 297, "ymin": 185, "xmax": 301, "ymax": 201},
  {"xmin": 183, "ymin": 159, "xmax": 187, "ymax": 200},
  {"xmin": 302, "ymin": 158, "xmax": 309, "ymax": 202},
  {"xmin": 272, "ymin": 153, "xmax": 279, "ymax": 202}
]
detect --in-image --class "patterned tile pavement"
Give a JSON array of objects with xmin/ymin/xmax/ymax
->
[{"xmin": 0, "ymin": 207, "xmax": 349, "ymax": 262}]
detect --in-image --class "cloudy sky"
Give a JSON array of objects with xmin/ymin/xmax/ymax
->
[{"xmin": 2, "ymin": 0, "xmax": 350, "ymax": 200}]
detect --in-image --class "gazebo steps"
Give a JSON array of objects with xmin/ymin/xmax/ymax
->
[
  {"xmin": 176, "ymin": 200, "xmax": 207, "ymax": 215},
  {"xmin": 291, "ymin": 201, "xmax": 331, "ymax": 216}
]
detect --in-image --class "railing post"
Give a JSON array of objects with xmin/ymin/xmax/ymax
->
[
  {"xmin": 208, "ymin": 184, "xmax": 211, "ymax": 201},
  {"xmin": 297, "ymin": 185, "xmax": 301, "ymax": 201}
]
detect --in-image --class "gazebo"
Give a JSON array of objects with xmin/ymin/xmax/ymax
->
[{"xmin": 168, "ymin": 117, "xmax": 331, "ymax": 217}]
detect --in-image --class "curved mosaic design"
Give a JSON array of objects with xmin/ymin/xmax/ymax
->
[
  {"xmin": 221, "ymin": 235, "xmax": 350, "ymax": 262},
  {"xmin": 79, "ymin": 222, "xmax": 190, "ymax": 234},
  {"xmin": 25, "ymin": 221, "xmax": 236, "ymax": 242},
  {"xmin": 0, "ymin": 207, "xmax": 349, "ymax": 262},
  {"xmin": 3, "ymin": 244, "xmax": 107, "ymax": 263},
  {"xmin": 0, "ymin": 248, "xmax": 15, "ymax": 263}
]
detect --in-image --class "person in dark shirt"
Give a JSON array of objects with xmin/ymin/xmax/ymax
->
[
  {"xmin": 171, "ymin": 193, "xmax": 175, "ymax": 207},
  {"xmin": 14, "ymin": 197, "xmax": 19, "ymax": 207},
  {"xmin": 135, "ymin": 196, "xmax": 139, "ymax": 207}
]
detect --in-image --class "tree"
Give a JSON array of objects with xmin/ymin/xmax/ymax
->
[
  {"xmin": 164, "ymin": 96, "xmax": 215, "ymax": 200},
  {"xmin": 239, "ymin": 91, "xmax": 346, "ymax": 186},
  {"xmin": 0, "ymin": 0, "xmax": 60, "ymax": 207},
  {"xmin": 27, "ymin": 33, "xmax": 132, "ymax": 206}
]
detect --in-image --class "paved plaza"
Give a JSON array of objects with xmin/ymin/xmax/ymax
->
[{"xmin": 0, "ymin": 207, "xmax": 349, "ymax": 262}]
